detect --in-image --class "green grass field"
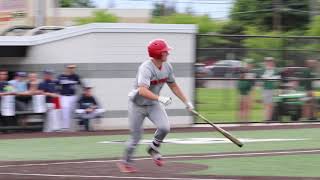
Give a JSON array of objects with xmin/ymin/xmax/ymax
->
[
  {"xmin": 0, "ymin": 127, "xmax": 319, "ymax": 178},
  {"xmin": 196, "ymin": 88, "xmax": 264, "ymax": 123}
]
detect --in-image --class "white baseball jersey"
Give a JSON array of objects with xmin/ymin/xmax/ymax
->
[{"xmin": 129, "ymin": 60, "xmax": 176, "ymax": 106}]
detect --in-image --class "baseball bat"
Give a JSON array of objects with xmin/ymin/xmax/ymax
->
[{"xmin": 191, "ymin": 110, "xmax": 243, "ymax": 147}]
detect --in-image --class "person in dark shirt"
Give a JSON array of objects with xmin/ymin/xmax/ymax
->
[
  {"xmin": 237, "ymin": 64, "xmax": 255, "ymax": 122},
  {"xmin": 0, "ymin": 70, "xmax": 13, "ymax": 94},
  {"xmin": 75, "ymin": 86, "xmax": 105, "ymax": 131},
  {"xmin": 38, "ymin": 69, "xmax": 59, "ymax": 103},
  {"xmin": 0, "ymin": 70, "xmax": 16, "ymax": 128},
  {"xmin": 57, "ymin": 64, "xmax": 82, "ymax": 131},
  {"xmin": 38, "ymin": 69, "xmax": 61, "ymax": 131},
  {"xmin": 57, "ymin": 65, "xmax": 82, "ymax": 96}
]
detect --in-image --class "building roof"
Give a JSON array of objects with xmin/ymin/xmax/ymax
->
[{"xmin": 0, "ymin": 23, "xmax": 198, "ymax": 46}]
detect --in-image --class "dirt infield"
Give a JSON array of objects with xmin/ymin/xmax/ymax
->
[
  {"xmin": 1, "ymin": 123, "xmax": 320, "ymax": 179},
  {"xmin": 0, "ymin": 149, "xmax": 320, "ymax": 180}
]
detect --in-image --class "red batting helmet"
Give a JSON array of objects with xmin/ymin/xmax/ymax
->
[{"xmin": 148, "ymin": 39, "xmax": 171, "ymax": 59}]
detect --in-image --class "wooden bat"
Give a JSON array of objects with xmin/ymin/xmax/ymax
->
[{"xmin": 191, "ymin": 110, "xmax": 243, "ymax": 148}]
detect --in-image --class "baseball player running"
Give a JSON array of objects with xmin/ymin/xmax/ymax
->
[{"xmin": 117, "ymin": 39, "xmax": 194, "ymax": 173}]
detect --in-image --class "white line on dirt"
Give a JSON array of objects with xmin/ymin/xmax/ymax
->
[
  {"xmin": 0, "ymin": 172, "xmax": 234, "ymax": 180},
  {"xmin": 0, "ymin": 149, "xmax": 319, "ymax": 168}
]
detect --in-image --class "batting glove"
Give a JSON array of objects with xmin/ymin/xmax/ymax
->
[
  {"xmin": 158, "ymin": 96, "xmax": 172, "ymax": 106},
  {"xmin": 185, "ymin": 101, "xmax": 194, "ymax": 111}
]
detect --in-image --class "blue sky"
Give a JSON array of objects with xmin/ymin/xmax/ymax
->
[{"xmin": 92, "ymin": 0, "xmax": 234, "ymax": 20}]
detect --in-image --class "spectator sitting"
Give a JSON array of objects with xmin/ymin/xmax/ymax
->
[{"xmin": 75, "ymin": 85, "xmax": 105, "ymax": 131}]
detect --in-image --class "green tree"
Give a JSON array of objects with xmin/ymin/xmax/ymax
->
[
  {"xmin": 59, "ymin": 0, "xmax": 95, "ymax": 8},
  {"xmin": 151, "ymin": 13, "xmax": 229, "ymax": 60},
  {"xmin": 231, "ymin": 0, "xmax": 310, "ymax": 32},
  {"xmin": 307, "ymin": 16, "xmax": 320, "ymax": 36},
  {"xmin": 302, "ymin": 15, "xmax": 320, "ymax": 54},
  {"xmin": 76, "ymin": 10, "xmax": 118, "ymax": 25},
  {"xmin": 150, "ymin": 13, "xmax": 222, "ymax": 33},
  {"xmin": 219, "ymin": 22, "xmax": 245, "ymax": 35},
  {"xmin": 152, "ymin": 3, "xmax": 176, "ymax": 17},
  {"xmin": 197, "ymin": 22, "xmax": 244, "ymax": 50},
  {"xmin": 243, "ymin": 27, "xmax": 283, "ymax": 64}
]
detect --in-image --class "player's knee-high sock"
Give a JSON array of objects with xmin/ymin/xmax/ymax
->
[
  {"xmin": 154, "ymin": 125, "xmax": 170, "ymax": 145},
  {"xmin": 153, "ymin": 139, "xmax": 161, "ymax": 146},
  {"xmin": 150, "ymin": 139, "xmax": 161, "ymax": 151}
]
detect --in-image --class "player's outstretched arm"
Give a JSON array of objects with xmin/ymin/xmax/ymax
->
[{"xmin": 167, "ymin": 82, "xmax": 194, "ymax": 110}]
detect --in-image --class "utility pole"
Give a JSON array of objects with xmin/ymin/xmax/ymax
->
[
  {"xmin": 35, "ymin": 0, "xmax": 46, "ymax": 27},
  {"xmin": 273, "ymin": 0, "xmax": 285, "ymax": 63},
  {"xmin": 53, "ymin": 0, "xmax": 60, "ymax": 26},
  {"xmin": 185, "ymin": 0, "xmax": 194, "ymax": 14},
  {"xmin": 108, "ymin": 0, "xmax": 115, "ymax": 8},
  {"xmin": 273, "ymin": 0, "xmax": 282, "ymax": 32},
  {"xmin": 162, "ymin": 0, "xmax": 167, "ymax": 16}
]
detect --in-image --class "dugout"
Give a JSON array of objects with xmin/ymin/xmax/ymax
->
[{"xmin": 0, "ymin": 23, "xmax": 197, "ymax": 130}]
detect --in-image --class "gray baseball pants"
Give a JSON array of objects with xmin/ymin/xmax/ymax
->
[{"xmin": 123, "ymin": 100, "xmax": 170, "ymax": 163}]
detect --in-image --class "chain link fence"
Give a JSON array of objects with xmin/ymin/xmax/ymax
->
[{"xmin": 195, "ymin": 34, "xmax": 320, "ymax": 123}]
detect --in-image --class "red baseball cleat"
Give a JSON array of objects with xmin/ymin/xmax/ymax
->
[
  {"xmin": 153, "ymin": 157, "xmax": 165, "ymax": 166},
  {"xmin": 147, "ymin": 147, "xmax": 165, "ymax": 166},
  {"xmin": 117, "ymin": 162, "xmax": 137, "ymax": 173}
]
